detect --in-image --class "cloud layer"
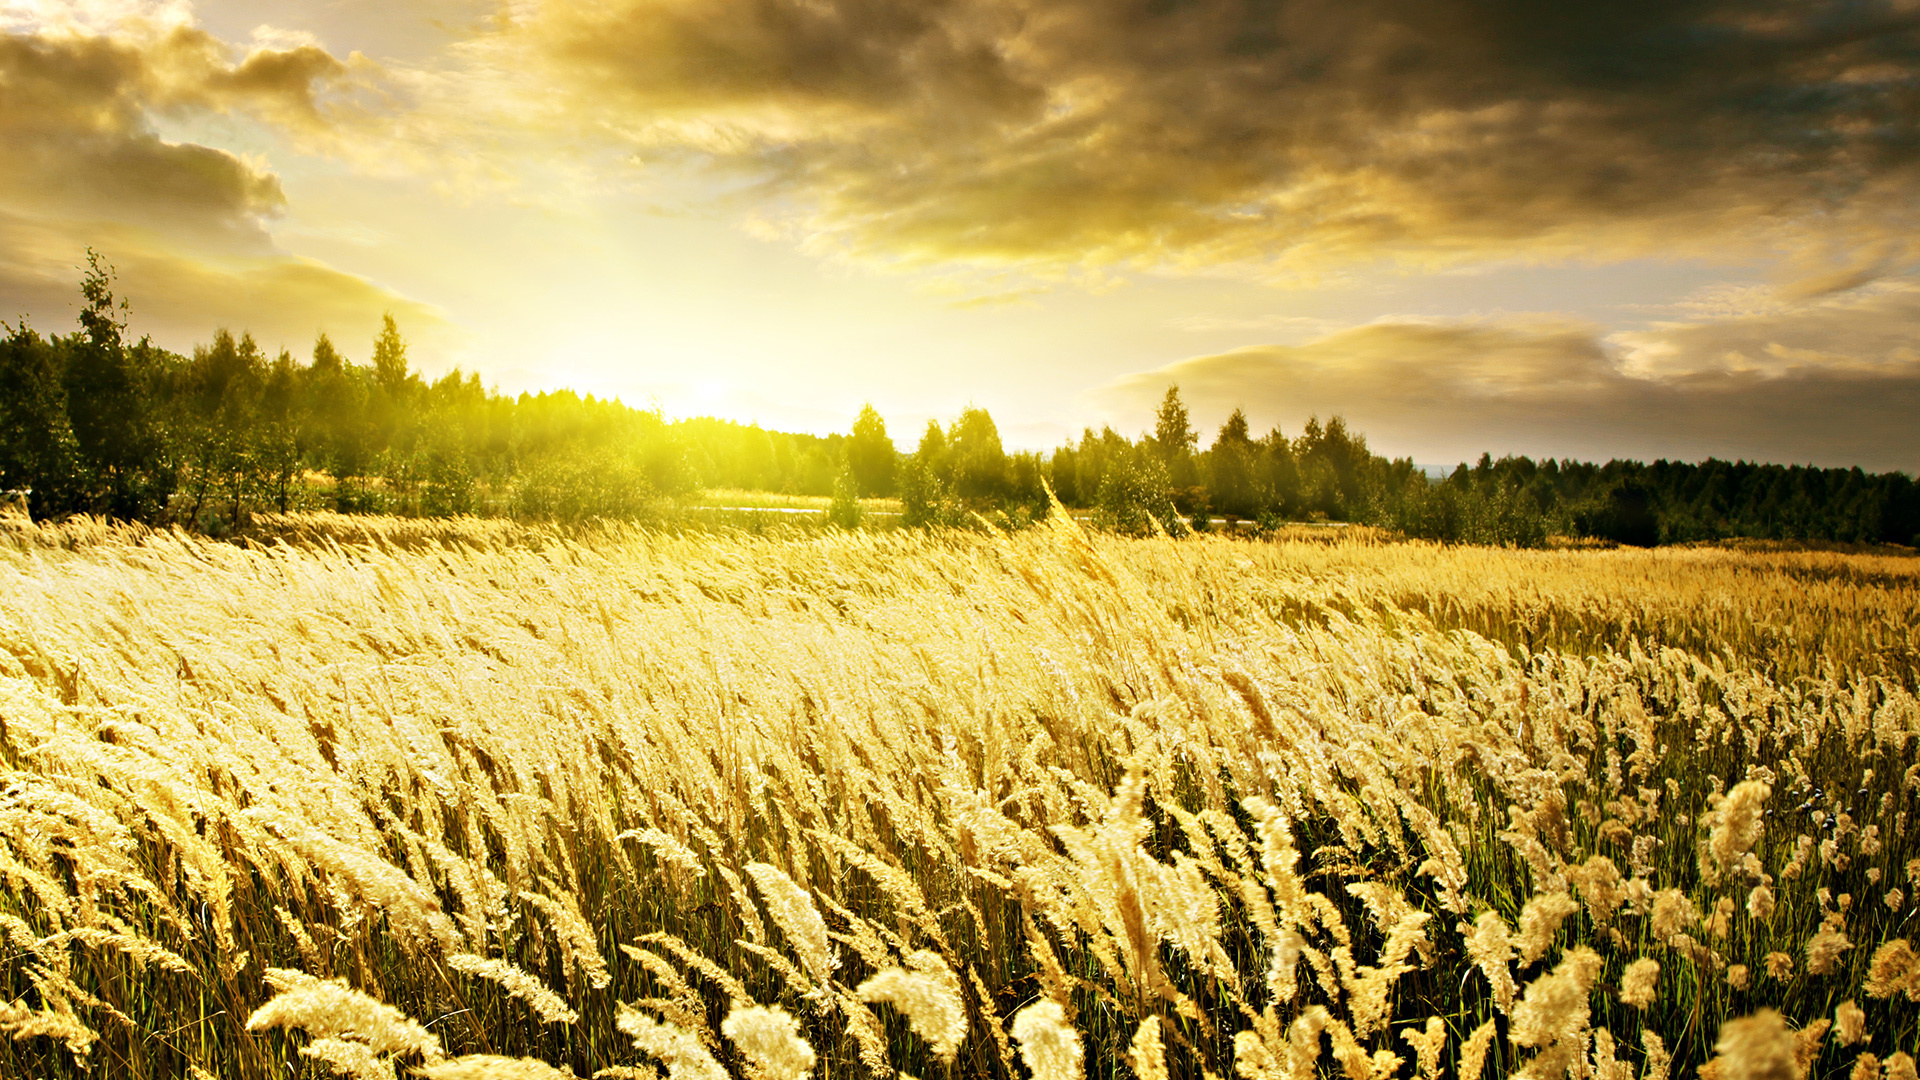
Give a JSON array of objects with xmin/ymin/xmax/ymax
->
[
  {"xmin": 0, "ymin": 7, "xmax": 438, "ymax": 351},
  {"xmin": 1102, "ymin": 285, "xmax": 1920, "ymax": 472},
  {"xmin": 492, "ymin": 0, "xmax": 1920, "ymax": 272}
]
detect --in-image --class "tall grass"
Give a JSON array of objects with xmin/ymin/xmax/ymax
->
[{"xmin": 0, "ymin": 510, "xmax": 1915, "ymax": 1079}]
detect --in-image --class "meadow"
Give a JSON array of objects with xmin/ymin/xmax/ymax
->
[{"xmin": 1, "ymin": 511, "xmax": 1917, "ymax": 1080}]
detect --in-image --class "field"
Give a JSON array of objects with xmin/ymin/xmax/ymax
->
[{"xmin": 1, "ymin": 511, "xmax": 1917, "ymax": 1080}]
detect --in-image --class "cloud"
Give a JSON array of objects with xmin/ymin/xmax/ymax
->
[
  {"xmin": 0, "ymin": 28, "xmax": 286, "ymax": 248},
  {"xmin": 1099, "ymin": 283, "xmax": 1920, "ymax": 472},
  {"xmin": 1170, "ymin": 314, "xmax": 1344, "ymax": 336},
  {"xmin": 0, "ymin": 9, "xmax": 447, "ymax": 353},
  {"xmin": 0, "ymin": 211, "xmax": 448, "ymax": 356},
  {"xmin": 471, "ymin": 0, "xmax": 1920, "ymax": 272}
]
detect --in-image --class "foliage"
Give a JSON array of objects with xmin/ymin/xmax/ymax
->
[
  {"xmin": 0, "ymin": 321, "xmax": 79, "ymax": 517},
  {"xmin": 846, "ymin": 404, "xmax": 895, "ymax": 497},
  {"xmin": 825, "ymin": 469, "xmax": 863, "ymax": 529},
  {"xmin": 509, "ymin": 453, "xmax": 663, "ymax": 523},
  {"xmin": 1094, "ymin": 451, "xmax": 1182, "ymax": 537},
  {"xmin": 947, "ymin": 405, "xmax": 1010, "ymax": 504},
  {"xmin": 1150, "ymin": 382, "xmax": 1198, "ymax": 491}
]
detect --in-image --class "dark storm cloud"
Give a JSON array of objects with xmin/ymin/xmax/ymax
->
[
  {"xmin": 516, "ymin": 0, "xmax": 1920, "ymax": 269},
  {"xmin": 1100, "ymin": 287, "xmax": 1920, "ymax": 471}
]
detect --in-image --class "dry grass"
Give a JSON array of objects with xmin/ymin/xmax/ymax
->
[
  {"xmin": 681, "ymin": 489, "xmax": 904, "ymax": 514},
  {"xmin": 0, "ymin": 511, "xmax": 1915, "ymax": 1079}
]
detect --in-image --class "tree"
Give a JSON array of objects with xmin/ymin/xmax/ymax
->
[
  {"xmin": 1258, "ymin": 426, "xmax": 1300, "ymax": 518},
  {"xmin": 1574, "ymin": 481, "xmax": 1660, "ymax": 547},
  {"xmin": 826, "ymin": 469, "xmax": 864, "ymax": 529},
  {"xmin": 0, "ymin": 321, "xmax": 78, "ymax": 517},
  {"xmin": 77, "ymin": 248, "xmax": 129, "ymax": 356},
  {"xmin": 1007, "ymin": 451, "xmax": 1048, "ymax": 519},
  {"xmin": 312, "ymin": 332, "xmax": 344, "ymax": 376},
  {"xmin": 62, "ymin": 251, "xmax": 170, "ymax": 520},
  {"xmin": 1049, "ymin": 441, "xmax": 1082, "ymax": 504},
  {"xmin": 1096, "ymin": 451, "xmax": 1181, "ymax": 537},
  {"xmin": 902, "ymin": 421, "xmax": 953, "ymax": 526},
  {"xmin": 846, "ymin": 404, "xmax": 896, "ymax": 496},
  {"xmin": 1294, "ymin": 415, "xmax": 1370, "ymax": 519},
  {"xmin": 258, "ymin": 350, "xmax": 303, "ymax": 513},
  {"xmin": 1151, "ymin": 385, "xmax": 1197, "ymax": 490},
  {"xmin": 899, "ymin": 459, "xmax": 942, "ymax": 527},
  {"xmin": 1207, "ymin": 407, "xmax": 1260, "ymax": 519},
  {"xmin": 948, "ymin": 406, "xmax": 1008, "ymax": 504},
  {"xmin": 177, "ymin": 329, "xmax": 267, "ymax": 529},
  {"xmin": 367, "ymin": 315, "xmax": 415, "ymax": 479},
  {"xmin": 914, "ymin": 419, "xmax": 949, "ymax": 480},
  {"xmin": 306, "ymin": 332, "xmax": 372, "ymax": 500},
  {"xmin": 1063, "ymin": 425, "xmax": 1134, "ymax": 509},
  {"xmin": 371, "ymin": 314, "xmax": 411, "ymax": 398}
]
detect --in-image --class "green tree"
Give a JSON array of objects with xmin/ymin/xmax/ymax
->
[
  {"xmin": 1096, "ymin": 451, "xmax": 1181, "ymax": 537},
  {"xmin": 418, "ymin": 369, "xmax": 486, "ymax": 517},
  {"xmin": 1258, "ymin": 425, "xmax": 1300, "ymax": 518},
  {"xmin": 63, "ymin": 251, "xmax": 171, "ymax": 519},
  {"xmin": 1151, "ymin": 384, "xmax": 1197, "ymax": 490},
  {"xmin": 305, "ymin": 333, "xmax": 373, "ymax": 505},
  {"xmin": 948, "ymin": 406, "xmax": 1008, "ymax": 504},
  {"xmin": 367, "ymin": 315, "xmax": 416, "ymax": 481},
  {"xmin": 1206, "ymin": 407, "xmax": 1260, "ymax": 519},
  {"xmin": 311, "ymin": 332, "xmax": 344, "ymax": 377},
  {"xmin": 901, "ymin": 421, "xmax": 953, "ymax": 527},
  {"xmin": 826, "ymin": 469, "xmax": 864, "ymax": 529},
  {"xmin": 899, "ymin": 459, "xmax": 942, "ymax": 527},
  {"xmin": 1048, "ymin": 441, "xmax": 1082, "ymax": 504},
  {"xmin": 846, "ymin": 404, "xmax": 896, "ymax": 496},
  {"xmin": 177, "ymin": 330, "xmax": 268, "ymax": 530},
  {"xmin": 0, "ymin": 321, "xmax": 79, "ymax": 517},
  {"xmin": 913, "ymin": 419, "xmax": 949, "ymax": 482},
  {"xmin": 1063, "ymin": 426, "xmax": 1134, "ymax": 509},
  {"xmin": 257, "ymin": 349, "xmax": 303, "ymax": 512},
  {"xmin": 371, "ymin": 313, "xmax": 411, "ymax": 399},
  {"xmin": 1294, "ymin": 415, "xmax": 1370, "ymax": 520},
  {"xmin": 1007, "ymin": 451, "xmax": 1048, "ymax": 521}
]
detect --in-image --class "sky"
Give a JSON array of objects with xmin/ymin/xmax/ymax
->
[{"xmin": 2, "ymin": 0, "xmax": 1919, "ymax": 471}]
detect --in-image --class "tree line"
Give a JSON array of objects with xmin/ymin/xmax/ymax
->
[
  {"xmin": 857, "ymin": 386, "xmax": 1919, "ymax": 548},
  {"xmin": 3, "ymin": 257, "xmax": 1916, "ymax": 547}
]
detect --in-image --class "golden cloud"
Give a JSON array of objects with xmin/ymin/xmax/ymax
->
[
  {"xmin": 0, "ymin": 12, "xmax": 444, "ymax": 352},
  {"xmin": 1100, "ymin": 286, "xmax": 1920, "ymax": 471},
  {"xmin": 0, "ymin": 211, "xmax": 448, "ymax": 357},
  {"xmin": 480, "ymin": 0, "xmax": 1920, "ymax": 272}
]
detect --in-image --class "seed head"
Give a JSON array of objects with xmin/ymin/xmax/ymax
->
[
  {"xmin": 1011, "ymin": 1000, "xmax": 1083, "ymax": 1080},
  {"xmin": 1713, "ymin": 1010, "xmax": 1796, "ymax": 1080},
  {"xmin": 721, "ymin": 1005, "xmax": 815, "ymax": 1080},
  {"xmin": 1619, "ymin": 958, "xmax": 1659, "ymax": 1010},
  {"xmin": 1833, "ymin": 1000, "xmax": 1866, "ymax": 1047}
]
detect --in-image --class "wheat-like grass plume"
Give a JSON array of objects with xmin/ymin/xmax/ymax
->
[
  {"xmin": 1012, "ymin": 1000, "xmax": 1084, "ymax": 1080},
  {"xmin": 0, "ymin": 514, "xmax": 1917, "ymax": 1078}
]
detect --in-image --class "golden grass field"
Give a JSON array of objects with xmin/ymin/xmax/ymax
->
[{"xmin": 1, "ymin": 511, "xmax": 1917, "ymax": 1080}]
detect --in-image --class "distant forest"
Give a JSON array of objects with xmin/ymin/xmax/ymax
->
[{"xmin": 3, "ymin": 256, "xmax": 1917, "ymax": 548}]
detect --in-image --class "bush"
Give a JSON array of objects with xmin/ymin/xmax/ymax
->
[
  {"xmin": 510, "ymin": 455, "xmax": 660, "ymax": 522},
  {"xmin": 1094, "ymin": 455, "xmax": 1183, "ymax": 537},
  {"xmin": 1573, "ymin": 482, "xmax": 1660, "ymax": 546},
  {"xmin": 825, "ymin": 470, "xmax": 863, "ymax": 530}
]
